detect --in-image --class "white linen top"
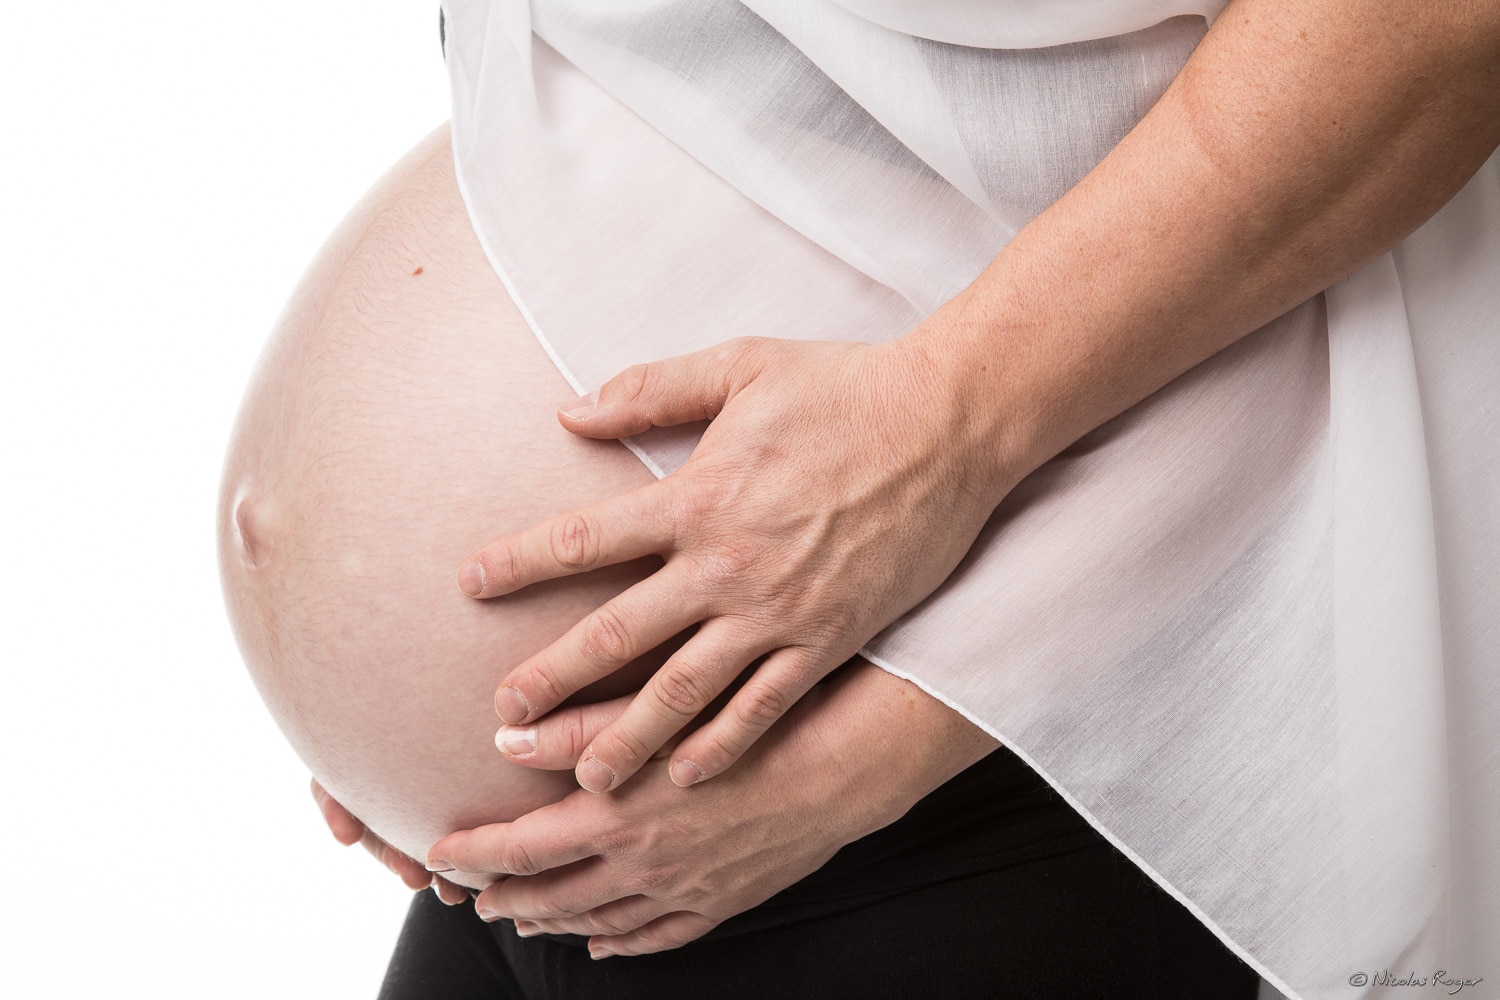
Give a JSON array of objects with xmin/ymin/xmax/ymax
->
[{"xmin": 441, "ymin": 2, "xmax": 1500, "ymax": 997}]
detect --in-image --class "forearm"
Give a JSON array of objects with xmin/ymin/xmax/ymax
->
[
  {"xmin": 810, "ymin": 660, "xmax": 1001, "ymax": 840},
  {"xmin": 920, "ymin": 0, "xmax": 1500, "ymax": 484}
]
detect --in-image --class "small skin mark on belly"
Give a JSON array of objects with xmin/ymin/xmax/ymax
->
[{"xmin": 412, "ymin": 266, "xmax": 425, "ymax": 275}]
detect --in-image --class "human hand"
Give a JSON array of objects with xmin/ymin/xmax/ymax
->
[
  {"xmin": 310, "ymin": 778, "xmax": 469, "ymax": 905},
  {"xmin": 459, "ymin": 334, "xmax": 1018, "ymax": 792},
  {"xmin": 429, "ymin": 662, "xmax": 998, "ymax": 957}
]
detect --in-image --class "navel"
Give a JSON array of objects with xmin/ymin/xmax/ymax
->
[{"xmin": 232, "ymin": 485, "xmax": 282, "ymax": 571}]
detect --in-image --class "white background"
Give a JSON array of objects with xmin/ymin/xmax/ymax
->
[{"xmin": 2, "ymin": 3, "xmax": 453, "ymax": 996}]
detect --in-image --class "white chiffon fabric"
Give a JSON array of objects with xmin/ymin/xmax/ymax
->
[{"xmin": 440, "ymin": 2, "xmax": 1499, "ymax": 997}]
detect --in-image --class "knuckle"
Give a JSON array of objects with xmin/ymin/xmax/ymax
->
[
  {"xmin": 587, "ymin": 910, "xmax": 637, "ymax": 937},
  {"xmin": 487, "ymin": 544, "xmax": 522, "ymax": 590},
  {"xmin": 631, "ymin": 925, "xmax": 681, "ymax": 954},
  {"xmin": 650, "ymin": 663, "xmax": 716, "ymax": 720},
  {"xmin": 527, "ymin": 661, "xmax": 568, "ymax": 708},
  {"xmin": 622, "ymin": 927, "xmax": 659, "ymax": 954},
  {"xmin": 631, "ymin": 859, "xmax": 675, "ymax": 893},
  {"xmin": 719, "ymin": 337, "xmax": 767, "ymax": 387},
  {"xmin": 831, "ymin": 601, "xmax": 864, "ymax": 636},
  {"xmin": 594, "ymin": 813, "xmax": 636, "ymax": 858},
  {"xmin": 600, "ymin": 724, "xmax": 656, "ymax": 770},
  {"xmin": 529, "ymin": 893, "xmax": 571, "ymax": 921},
  {"xmin": 674, "ymin": 481, "xmax": 721, "ymax": 527},
  {"xmin": 499, "ymin": 841, "xmax": 541, "ymax": 877},
  {"xmin": 696, "ymin": 728, "xmax": 751, "ymax": 775},
  {"xmin": 806, "ymin": 604, "xmax": 859, "ymax": 646},
  {"xmin": 557, "ymin": 708, "xmax": 591, "ymax": 761},
  {"xmin": 715, "ymin": 336, "xmax": 748, "ymax": 359},
  {"xmin": 734, "ymin": 682, "xmax": 790, "ymax": 734},
  {"xmin": 549, "ymin": 512, "xmax": 602, "ymax": 570},
  {"xmin": 578, "ymin": 606, "xmax": 634, "ymax": 667},
  {"xmin": 699, "ymin": 540, "xmax": 759, "ymax": 585},
  {"xmin": 615, "ymin": 363, "xmax": 653, "ymax": 406},
  {"xmin": 715, "ymin": 337, "xmax": 755, "ymax": 370}
]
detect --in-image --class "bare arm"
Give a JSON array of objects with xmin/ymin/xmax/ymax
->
[
  {"xmin": 933, "ymin": 0, "xmax": 1500, "ymax": 477},
  {"xmin": 465, "ymin": 0, "xmax": 1500, "ymax": 790}
]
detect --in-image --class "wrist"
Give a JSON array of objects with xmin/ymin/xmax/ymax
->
[
  {"xmin": 896, "ymin": 290, "xmax": 1062, "ymax": 503},
  {"xmin": 800, "ymin": 660, "xmax": 998, "ymax": 843}
]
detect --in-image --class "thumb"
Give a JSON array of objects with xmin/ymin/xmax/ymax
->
[
  {"xmin": 558, "ymin": 338, "xmax": 766, "ymax": 438},
  {"xmin": 496, "ymin": 694, "xmax": 685, "ymax": 770}
]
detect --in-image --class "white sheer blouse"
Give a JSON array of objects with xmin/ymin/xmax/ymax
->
[{"xmin": 440, "ymin": 2, "xmax": 1500, "ymax": 997}]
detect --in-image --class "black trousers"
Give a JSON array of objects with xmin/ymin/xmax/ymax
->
[{"xmin": 377, "ymin": 749, "xmax": 1260, "ymax": 1000}]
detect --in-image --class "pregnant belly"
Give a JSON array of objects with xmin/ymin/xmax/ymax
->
[{"xmin": 217, "ymin": 125, "xmax": 664, "ymax": 884}]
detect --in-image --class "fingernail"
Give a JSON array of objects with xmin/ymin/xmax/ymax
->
[
  {"xmin": 425, "ymin": 858, "xmax": 455, "ymax": 873},
  {"xmin": 458, "ymin": 559, "xmax": 486, "ymax": 597},
  {"xmin": 513, "ymin": 920, "xmax": 543, "ymax": 938},
  {"xmin": 669, "ymin": 759, "xmax": 705, "ymax": 787},
  {"xmin": 495, "ymin": 726, "xmax": 537, "ymax": 756},
  {"xmin": 560, "ymin": 391, "xmax": 598, "ymax": 420},
  {"xmin": 476, "ymin": 904, "xmax": 501, "ymax": 923},
  {"xmin": 495, "ymin": 687, "xmax": 530, "ymax": 725},
  {"xmin": 577, "ymin": 755, "xmax": 616, "ymax": 793},
  {"xmin": 590, "ymin": 946, "xmax": 616, "ymax": 960}
]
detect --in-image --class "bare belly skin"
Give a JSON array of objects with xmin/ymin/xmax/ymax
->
[{"xmin": 218, "ymin": 125, "xmax": 665, "ymax": 884}]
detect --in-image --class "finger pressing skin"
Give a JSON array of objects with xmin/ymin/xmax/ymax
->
[
  {"xmin": 588, "ymin": 911, "xmax": 721, "ymax": 959},
  {"xmin": 494, "ymin": 567, "xmax": 706, "ymax": 726},
  {"xmin": 428, "ymin": 800, "xmax": 600, "ymax": 878},
  {"xmin": 557, "ymin": 338, "xmax": 766, "ymax": 439},
  {"xmin": 575, "ymin": 622, "xmax": 772, "ymax": 792},
  {"xmin": 667, "ymin": 646, "xmax": 827, "ymax": 786},
  {"xmin": 456, "ymin": 485, "xmax": 676, "ymax": 599},
  {"xmin": 310, "ymin": 778, "xmax": 365, "ymax": 846},
  {"xmin": 495, "ymin": 695, "xmax": 632, "ymax": 768}
]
